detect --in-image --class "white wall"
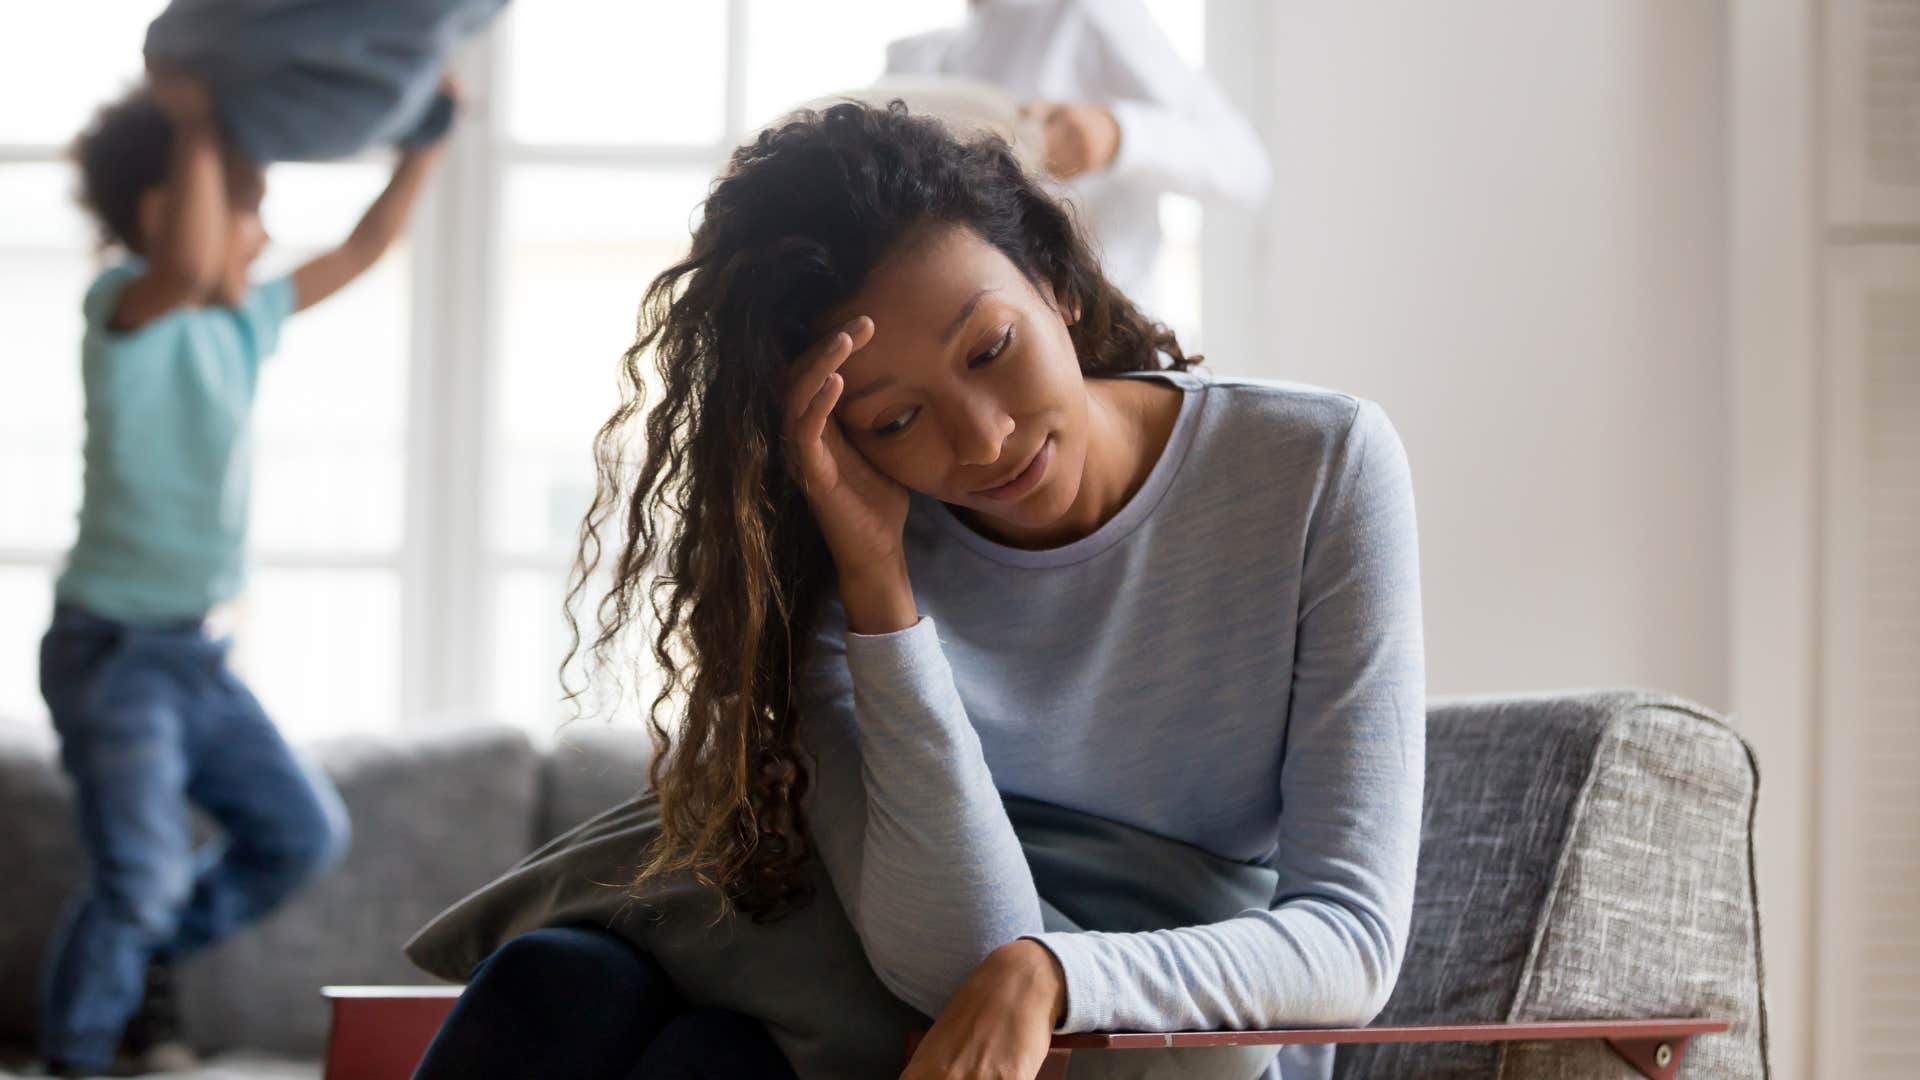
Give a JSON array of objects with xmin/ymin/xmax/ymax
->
[
  {"xmin": 1725, "ymin": 0, "xmax": 1818, "ymax": 1074},
  {"xmin": 1217, "ymin": 2, "xmax": 1729, "ymax": 707},
  {"xmin": 1205, "ymin": 4, "xmax": 1826, "ymax": 1070}
]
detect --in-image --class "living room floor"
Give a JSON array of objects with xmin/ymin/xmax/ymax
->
[{"xmin": 0, "ymin": 1052, "xmax": 316, "ymax": 1079}]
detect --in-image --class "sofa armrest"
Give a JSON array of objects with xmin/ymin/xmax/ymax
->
[
  {"xmin": 1505, "ymin": 698, "xmax": 1767, "ymax": 1079},
  {"xmin": 1343, "ymin": 691, "xmax": 1769, "ymax": 1079}
]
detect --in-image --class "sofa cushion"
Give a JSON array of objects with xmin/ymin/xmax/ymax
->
[
  {"xmin": 0, "ymin": 723, "xmax": 86, "ymax": 1049},
  {"xmin": 177, "ymin": 726, "xmax": 540, "ymax": 1058},
  {"xmin": 1336, "ymin": 691, "xmax": 1768, "ymax": 1079},
  {"xmin": 537, "ymin": 723, "xmax": 652, "ymax": 844}
]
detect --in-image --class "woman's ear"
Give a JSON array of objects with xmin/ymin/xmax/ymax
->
[{"xmin": 1043, "ymin": 276, "xmax": 1080, "ymax": 326}]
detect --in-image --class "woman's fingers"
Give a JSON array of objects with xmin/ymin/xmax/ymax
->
[
  {"xmin": 842, "ymin": 313, "xmax": 876, "ymax": 353},
  {"xmin": 783, "ymin": 316, "xmax": 874, "ymax": 489},
  {"xmin": 785, "ymin": 317, "xmax": 872, "ymax": 419},
  {"xmin": 800, "ymin": 371, "xmax": 843, "ymax": 447},
  {"xmin": 792, "ymin": 372, "xmax": 843, "ymax": 490}
]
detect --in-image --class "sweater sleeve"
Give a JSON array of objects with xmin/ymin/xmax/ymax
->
[
  {"xmin": 1026, "ymin": 400, "xmax": 1426, "ymax": 1033},
  {"xmin": 797, "ymin": 608, "xmax": 1047, "ymax": 1018}
]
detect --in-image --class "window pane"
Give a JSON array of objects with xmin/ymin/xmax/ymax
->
[
  {"xmin": 741, "ymin": 1, "xmax": 966, "ymax": 129},
  {"xmin": 229, "ymin": 568, "xmax": 400, "ymax": 740},
  {"xmin": 503, "ymin": 1, "xmax": 727, "ymax": 146},
  {"xmin": 496, "ymin": 166, "xmax": 712, "ymax": 558},
  {"xmin": 492, "ymin": 568, "xmax": 575, "ymax": 745},
  {"xmin": 495, "ymin": 567, "xmax": 659, "ymax": 748},
  {"xmin": 258, "ymin": 164, "xmax": 404, "ymax": 256},
  {"xmin": 0, "ymin": 165, "xmax": 91, "ymax": 552},
  {"xmin": 0, "ymin": 442, "xmax": 82, "ymax": 554},
  {"xmin": 1156, "ymin": 194, "xmax": 1205, "ymax": 353},
  {"xmin": 0, "ymin": 567, "xmax": 54, "ymax": 728},
  {"xmin": 0, "ymin": 2, "xmax": 165, "ymax": 145},
  {"xmin": 252, "ymin": 165, "xmax": 410, "ymax": 553}
]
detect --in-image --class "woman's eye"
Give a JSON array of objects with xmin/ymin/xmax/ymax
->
[
  {"xmin": 874, "ymin": 406, "xmax": 920, "ymax": 438},
  {"xmin": 970, "ymin": 327, "xmax": 1014, "ymax": 368}
]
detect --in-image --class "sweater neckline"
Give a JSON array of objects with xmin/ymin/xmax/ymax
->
[{"xmin": 926, "ymin": 369, "xmax": 1206, "ymax": 569}]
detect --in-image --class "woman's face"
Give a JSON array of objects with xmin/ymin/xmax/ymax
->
[{"xmin": 820, "ymin": 224, "xmax": 1092, "ymax": 541}]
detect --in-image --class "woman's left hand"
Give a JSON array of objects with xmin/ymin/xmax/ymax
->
[{"xmin": 901, "ymin": 940, "xmax": 1068, "ymax": 1080}]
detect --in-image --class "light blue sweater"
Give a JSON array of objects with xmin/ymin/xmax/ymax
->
[{"xmin": 796, "ymin": 369, "xmax": 1426, "ymax": 1078}]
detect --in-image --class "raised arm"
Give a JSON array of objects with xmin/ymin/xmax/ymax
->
[
  {"xmin": 109, "ymin": 71, "xmax": 228, "ymax": 331},
  {"xmin": 1080, "ymin": 0, "xmax": 1272, "ymax": 210},
  {"xmin": 784, "ymin": 317, "xmax": 1046, "ymax": 1017},
  {"xmin": 289, "ymin": 140, "xmax": 445, "ymax": 313}
]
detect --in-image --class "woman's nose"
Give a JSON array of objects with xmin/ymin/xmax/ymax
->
[{"xmin": 948, "ymin": 396, "xmax": 1016, "ymax": 467}]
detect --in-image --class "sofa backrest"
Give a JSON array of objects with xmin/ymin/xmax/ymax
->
[
  {"xmin": 0, "ymin": 724, "xmax": 86, "ymax": 1050},
  {"xmin": 0, "ymin": 722, "xmax": 544, "ymax": 1058},
  {"xmin": 176, "ymin": 726, "xmax": 544, "ymax": 1056},
  {"xmin": 538, "ymin": 723, "xmax": 653, "ymax": 844}
]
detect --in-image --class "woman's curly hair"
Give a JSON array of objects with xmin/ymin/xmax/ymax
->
[{"xmin": 563, "ymin": 100, "xmax": 1196, "ymax": 918}]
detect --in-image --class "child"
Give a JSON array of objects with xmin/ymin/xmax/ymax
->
[{"xmin": 38, "ymin": 68, "xmax": 450, "ymax": 1077}]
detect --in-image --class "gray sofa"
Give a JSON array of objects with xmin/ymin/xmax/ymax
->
[{"xmin": 0, "ymin": 690, "xmax": 1769, "ymax": 1078}]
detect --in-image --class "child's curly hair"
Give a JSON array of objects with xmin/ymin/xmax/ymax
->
[{"xmin": 71, "ymin": 88, "xmax": 176, "ymax": 254}]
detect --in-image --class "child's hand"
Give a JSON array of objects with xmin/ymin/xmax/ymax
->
[
  {"xmin": 400, "ymin": 73, "xmax": 464, "ymax": 163},
  {"xmin": 782, "ymin": 317, "xmax": 913, "ymax": 585},
  {"xmin": 146, "ymin": 65, "xmax": 214, "ymax": 124},
  {"xmin": 437, "ymin": 72, "xmax": 467, "ymax": 115}
]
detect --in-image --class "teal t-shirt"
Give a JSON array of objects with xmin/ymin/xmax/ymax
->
[{"xmin": 55, "ymin": 261, "xmax": 298, "ymax": 624}]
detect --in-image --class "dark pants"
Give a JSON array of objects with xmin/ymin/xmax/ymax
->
[
  {"xmin": 38, "ymin": 603, "xmax": 351, "ymax": 1070},
  {"xmin": 413, "ymin": 926, "xmax": 798, "ymax": 1080}
]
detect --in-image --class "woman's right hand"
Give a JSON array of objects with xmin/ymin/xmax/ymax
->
[{"xmin": 783, "ymin": 317, "xmax": 917, "ymax": 631}]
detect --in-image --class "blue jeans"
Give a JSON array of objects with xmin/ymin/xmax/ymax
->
[{"xmin": 37, "ymin": 604, "xmax": 351, "ymax": 1070}]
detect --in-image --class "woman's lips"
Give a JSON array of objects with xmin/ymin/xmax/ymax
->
[{"xmin": 973, "ymin": 436, "xmax": 1052, "ymax": 501}]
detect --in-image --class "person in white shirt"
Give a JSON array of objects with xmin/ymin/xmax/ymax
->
[{"xmin": 886, "ymin": 0, "xmax": 1272, "ymax": 312}]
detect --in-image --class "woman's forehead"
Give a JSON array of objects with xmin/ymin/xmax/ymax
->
[{"xmin": 824, "ymin": 226, "xmax": 1028, "ymax": 353}]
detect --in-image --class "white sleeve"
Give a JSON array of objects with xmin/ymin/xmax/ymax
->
[
  {"xmin": 1078, "ymin": 0, "xmax": 1272, "ymax": 209},
  {"xmin": 884, "ymin": 28, "xmax": 963, "ymax": 77}
]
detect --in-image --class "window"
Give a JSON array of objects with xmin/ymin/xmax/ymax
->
[{"xmin": 1, "ymin": 2, "xmax": 1219, "ymax": 743}]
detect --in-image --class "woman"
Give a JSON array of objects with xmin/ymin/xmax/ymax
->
[{"xmin": 413, "ymin": 101, "xmax": 1423, "ymax": 1080}]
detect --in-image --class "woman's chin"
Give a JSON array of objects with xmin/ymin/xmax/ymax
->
[{"xmin": 953, "ymin": 475, "xmax": 1083, "ymax": 544}]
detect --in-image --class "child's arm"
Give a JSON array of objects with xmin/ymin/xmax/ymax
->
[
  {"xmin": 110, "ymin": 72, "xmax": 229, "ymax": 331},
  {"xmin": 289, "ymin": 140, "xmax": 446, "ymax": 313}
]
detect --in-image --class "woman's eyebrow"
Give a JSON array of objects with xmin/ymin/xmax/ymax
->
[
  {"xmin": 839, "ymin": 374, "xmax": 896, "ymax": 407},
  {"xmin": 940, "ymin": 287, "xmax": 999, "ymax": 345}
]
